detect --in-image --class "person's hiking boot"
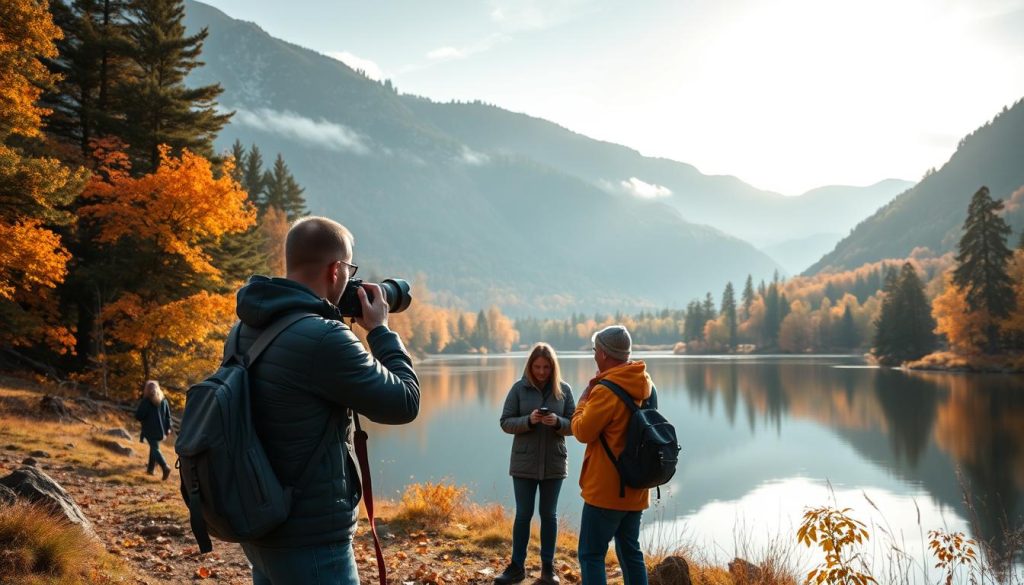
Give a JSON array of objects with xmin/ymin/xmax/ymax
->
[
  {"xmin": 161, "ymin": 466, "xmax": 172, "ymax": 481},
  {"xmin": 539, "ymin": 561, "xmax": 559, "ymax": 584},
  {"xmin": 493, "ymin": 562, "xmax": 525, "ymax": 584},
  {"xmin": 146, "ymin": 466, "xmax": 155, "ymax": 476}
]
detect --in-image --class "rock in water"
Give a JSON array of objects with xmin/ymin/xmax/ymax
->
[{"xmin": 0, "ymin": 466, "xmax": 94, "ymax": 536}]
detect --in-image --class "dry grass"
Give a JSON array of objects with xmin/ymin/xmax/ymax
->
[
  {"xmin": 0, "ymin": 502, "xmax": 130, "ymax": 584},
  {"xmin": 906, "ymin": 351, "xmax": 1024, "ymax": 373}
]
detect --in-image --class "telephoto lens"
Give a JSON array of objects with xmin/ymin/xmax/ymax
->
[{"xmin": 336, "ymin": 278, "xmax": 412, "ymax": 318}]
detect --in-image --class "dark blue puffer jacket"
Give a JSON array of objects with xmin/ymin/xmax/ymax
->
[{"xmin": 230, "ymin": 276, "xmax": 420, "ymax": 548}]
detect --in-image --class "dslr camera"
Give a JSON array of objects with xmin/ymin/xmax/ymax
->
[{"xmin": 337, "ymin": 278, "xmax": 412, "ymax": 318}]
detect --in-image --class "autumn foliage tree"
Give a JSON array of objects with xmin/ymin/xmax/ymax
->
[
  {"xmin": 0, "ymin": 0, "xmax": 88, "ymax": 354},
  {"xmin": 77, "ymin": 144, "xmax": 254, "ymax": 390}
]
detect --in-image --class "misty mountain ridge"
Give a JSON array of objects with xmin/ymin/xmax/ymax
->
[
  {"xmin": 808, "ymin": 99, "xmax": 1024, "ymax": 274},
  {"xmin": 182, "ymin": 0, "xmax": 906, "ymax": 314}
]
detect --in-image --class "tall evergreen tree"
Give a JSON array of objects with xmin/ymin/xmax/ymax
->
[
  {"xmin": 683, "ymin": 299, "xmax": 704, "ymax": 342},
  {"xmin": 721, "ymin": 282, "xmax": 738, "ymax": 348},
  {"xmin": 228, "ymin": 139, "xmax": 245, "ymax": 185},
  {"xmin": 873, "ymin": 262, "xmax": 936, "ymax": 364},
  {"xmin": 762, "ymin": 282, "xmax": 781, "ymax": 345},
  {"xmin": 702, "ymin": 292, "xmax": 717, "ymax": 321},
  {"xmin": 118, "ymin": 0, "xmax": 230, "ymax": 172},
  {"xmin": 839, "ymin": 304, "xmax": 857, "ymax": 350},
  {"xmin": 263, "ymin": 153, "xmax": 307, "ymax": 221},
  {"xmin": 741, "ymin": 275, "xmax": 754, "ymax": 321},
  {"xmin": 473, "ymin": 309, "xmax": 490, "ymax": 350},
  {"xmin": 44, "ymin": 0, "xmax": 131, "ymax": 155},
  {"xmin": 241, "ymin": 143, "xmax": 265, "ymax": 201},
  {"xmin": 952, "ymin": 186, "xmax": 1015, "ymax": 352}
]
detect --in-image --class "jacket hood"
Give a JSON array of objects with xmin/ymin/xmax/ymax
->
[
  {"xmin": 597, "ymin": 361, "xmax": 652, "ymax": 401},
  {"xmin": 235, "ymin": 275, "xmax": 342, "ymax": 328}
]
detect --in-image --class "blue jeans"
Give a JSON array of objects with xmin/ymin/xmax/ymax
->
[
  {"xmin": 578, "ymin": 503, "xmax": 647, "ymax": 585},
  {"xmin": 146, "ymin": 438, "xmax": 168, "ymax": 473},
  {"xmin": 511, "ymin": 477, "xmax": 563, "ymax": 565},
  {"xmin": 241, "ymin": 541, "xmax": 359, "ymax": 585}
]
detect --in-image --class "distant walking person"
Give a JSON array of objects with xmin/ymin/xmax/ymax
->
[
  {"xmin": 572, "ymin": 326, "xmax": 656, "ymax": 585},
  {"xmin": 135, "ymin": 380, "xmax": 172, "ymax": 480},
  {"xmin": 496, "ymin": 343, "xmax": 576, "ymax": 585}
]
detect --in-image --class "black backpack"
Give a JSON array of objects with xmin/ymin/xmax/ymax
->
[
  {"xmin": 597, "ymin": 379, "xmax": 680, "ymax": 498},
  {"xmin": 174, "ymin": 313, "xmax": 341, "ymax": 553}
]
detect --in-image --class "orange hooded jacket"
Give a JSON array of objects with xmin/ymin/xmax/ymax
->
[{"xmin": 570, "ymin": 361, "xmax": 653, "ymax": 511}]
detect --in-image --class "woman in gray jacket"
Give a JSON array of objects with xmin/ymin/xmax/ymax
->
[{"xmin": 495, "ymin": 343, "xmax": 576, "ymax": 585}]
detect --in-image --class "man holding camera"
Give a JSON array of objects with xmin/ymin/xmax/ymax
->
[
  {"xmin": 572, "ymin": 325, "xmax": 653, "ymax": 585},
  {"xmin": 231, "ymin": 216, "xmax": 420, "ymax": 585}
]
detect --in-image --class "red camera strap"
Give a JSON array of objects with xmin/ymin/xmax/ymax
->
[{"xmin": 353, "ymin": 414, "xmax": 386, "ymax": 585}]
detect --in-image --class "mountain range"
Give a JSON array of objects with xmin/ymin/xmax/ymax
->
[
  {"xmin": 808, "ymin": 99, "xmax": 1024, "ymax": 274},
  {"xmin": 182, "ymin": 1, "xmax": 928, "ymax": 314}
]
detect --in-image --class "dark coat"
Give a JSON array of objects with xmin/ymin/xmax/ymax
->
[
  {"xmin": 231, "ymin": 275, "xmax": 420, "ymax": 548},
  {"xmin": 135, "ymin": 398, "xmax": 171, "ymax": 442},
  {"xmin": 500, "ymin": 377, "xmax": 575, "ymax": 480}
]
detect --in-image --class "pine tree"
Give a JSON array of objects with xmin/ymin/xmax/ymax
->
[
  {"xmin": 228, "ymin": 139, "xmax": 245, "ymax": 185},
  {"xmin": 721, "ymin": 282, "xmax": 737, "ymax": 349},
  {"xmin": 43, "ymin": 0, "xmax": 131, "ymax": 155},
  {"xmin": 839, "ymin": 304, "xmax": 857, "ymax": 350},
  {"xmin": 741, "ymin": 275, "xmax": 754, "ymax": 321},
  {"xmin": 242, "ymin": 143, "xmax": 265, "ymax": 202},
  {"xmin": 118, "ymin": 0, "xmax": 230, "ymax": 172},
  {"xmin": 702, "ymin": 292, "xmax": 717, "ymax": 321},
  {"xmin": 873, "ymin": 262, "xmax": 936, "ymax": 364},
  {"xmin": 263, "ymin": 153, "xmax": 307, "ymax": 221},
  {"xmin": 952, "ymin": 186, "xmax": 1015, "ymax": 352},
  {"xmin": 763, "ymin": 282, "xmax": 781, "ymax": 345},
  {"xmin": 473, "ymin": 309, "xmax": 490, "ymax": 350}
]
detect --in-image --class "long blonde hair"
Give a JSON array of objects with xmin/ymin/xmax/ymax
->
[
  {"xmin": 523, "ymin": 343, "xmax": 563, "ymax": 400},
  {"xmin": 143, "ymin": 380, "xmax": 164, "ymax": 405}
]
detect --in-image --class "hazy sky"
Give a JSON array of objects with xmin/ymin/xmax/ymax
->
[{"xmin": 196, "ymin": 0, "xmax": 1024, "ymax": 195}]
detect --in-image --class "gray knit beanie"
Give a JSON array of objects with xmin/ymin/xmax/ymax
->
[{"xmin": 592, "ymin": 325, "xmax": 632, "ymax": 361}]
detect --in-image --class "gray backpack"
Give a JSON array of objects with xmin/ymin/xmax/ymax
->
[{"xmin": 174, "ymin": 313, "xmax": 340, "ymax": 552}]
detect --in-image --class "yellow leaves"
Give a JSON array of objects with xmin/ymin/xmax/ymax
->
[
  {"xmin": 932, "ymin": 272, "xmax": 989, "ymax": 355},
  {"xmin": 796, "ymin": 506, "xmax": 875, "ymax": 585},
  {"xmin": 396, "ymin": 482, "xmax": 468, "ymax": 528},
  {"xmin": 0, "ymin": 0, "xmax": 62, "ymax": 138},
  {"xmin": 81, "ymin": 145, "xmax": 256, "ymax": 278},
  {"xmin": 0, "ymin": 219, "xmax": 70, "ymax": 301}
]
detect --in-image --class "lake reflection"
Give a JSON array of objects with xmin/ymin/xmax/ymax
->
[{"xmin": 362, "ymin": 353, "xmax": 1023, "ymax": 572}]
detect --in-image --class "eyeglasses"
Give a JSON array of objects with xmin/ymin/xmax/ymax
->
[{"xmin": 336, "ymin": 259, "xmax": 358, "ymax": 277}]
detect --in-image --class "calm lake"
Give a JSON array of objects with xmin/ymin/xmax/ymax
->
[{"xmin": 362, "ymin": 353, "xmax": 1023, "ymax": 575}]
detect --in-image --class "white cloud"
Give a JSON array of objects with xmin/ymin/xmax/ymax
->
[
  {"xmin": 231, "ymin": 108, "xmax": 370, "ymax": 155},
  {"xmin": 326, "ymin": 51, "xmax": 384, "ymax": 81},
  {"xmin": 459, "ymin": 146, "xmax": 489, "ymax": 165},
  {"xmin": 621, "ymin": 177, "xmax": 672, "ymax": 199},
  {"xmin": 489, "ymin": 0, "xmax": 593, "ymax": 31},
  {"xmin": 427, "ymin": 46, "xmax": 467, "ymax": 61}
]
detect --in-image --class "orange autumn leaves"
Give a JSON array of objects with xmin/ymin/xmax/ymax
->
[
  {"xmin": 0, "ymin": 0, "xmax": 62, "ymax": 139},
  {"xmin": 81, "ymin": 144, "xmax": 255, "ymax": 279},
  {"xmin": 933, "ymin": 250, "xmax": 1024, "ymax": 354}
]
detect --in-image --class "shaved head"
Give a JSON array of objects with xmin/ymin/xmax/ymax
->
[{"xmin": 285, "ymin": 216, "xmax": 354, "ymax": 277}]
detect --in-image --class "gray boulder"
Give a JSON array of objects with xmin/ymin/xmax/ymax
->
[
  {"xmin": 0, "ymin": 466, "xmax": 94, "ymax": 535},
  {"xmin": 104, "ymin": 427, "xmax": 133, "ymax": 441},
  {"xmin": 90, "ymin": 437, "xmax": 133, "ymax": 456},
  {"xmin": 0, "ymin": 483, "xmax": 16, "ymax": 506}
]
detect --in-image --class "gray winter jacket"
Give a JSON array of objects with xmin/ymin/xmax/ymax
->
[
  {"xmin": 231, "ymin": 275, "xmax": 419, "ymax": 548},
  {"xmin": 500, "ymin": 378, "xmax": 575, "ymax": 480}
]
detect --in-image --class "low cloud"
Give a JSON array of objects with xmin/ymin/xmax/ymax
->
[
  {"xmin": 459, "ymin": 146, "xmax": 489, "ymax": 165},
  {"xmin": 231, "ymin": 108, "xmax": 370, "ymax": 155},
  {"xmin": 490, "ymin": 0, "xmax": 593, "ymax": 31},
  {"xmin": 326, "ymin": 51, "xmax": 384, "ymax": 81},
  {"xmin": 427, "ymin": 46, "xmax": 467, "ymax": 61},
  {"xmin": 621, "ymin": 177, "xmax": 672, "ymax": 199}
]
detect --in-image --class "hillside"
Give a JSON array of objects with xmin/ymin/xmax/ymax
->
[
  {"xmin": 181, "ymin": 0, "xmax": 895, "ymax": 313},
  {"xmin": 808, "ymin": 99, "xmax": 1024, "ymax": 274},
  {"xmin": 403, "ymin": 98, "xmax": 912, "ymax": 253}
]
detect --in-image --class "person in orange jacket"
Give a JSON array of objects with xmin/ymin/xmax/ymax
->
[{"xmin": 571, "ymin": 325, "xmax": 654, "ymax": 585}]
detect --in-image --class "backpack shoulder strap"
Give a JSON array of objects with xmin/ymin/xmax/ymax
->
[
  {"xmin": 596, "ymin": 379, "xmax": 640, "ymax": 413},
  {"xmin": 596, "ymin": 379, "xmax": 638, "ymax": 498},
  {"xmin": 244, "ymin": 312, "xmax": 318, "ymax": 368}
]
